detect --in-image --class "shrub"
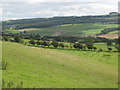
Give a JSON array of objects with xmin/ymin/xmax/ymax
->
[
  {"xmin": 93, "ymin": 46, "xmax": 97, "ymax": 51},
  {"xmin": 98, "ymin": 48, "xmax": 103, "ymax": 52},
  {"xmin": 108, "ymin": 47, "xmax": 112, "ymax": 51},
  {"xmin": 2, "ymin": 35, "xmax": 9, "ymax": 41}
]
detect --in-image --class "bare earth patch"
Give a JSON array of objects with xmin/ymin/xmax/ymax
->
[
  {"xmin": 16, "ymin": 28, "xmax": 40, "ymax": 31},
  {"xmin": 97, "ymin": 34, "xmax": 118, "ymax": 39}
]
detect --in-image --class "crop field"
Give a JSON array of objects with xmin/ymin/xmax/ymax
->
[
  {"xmin": 9, "ymin": 24, "xmax": 118, "ymax": 36},
  {"xmin": 2, "ymin": 41, "xmax": 118, "ymax": 88}
]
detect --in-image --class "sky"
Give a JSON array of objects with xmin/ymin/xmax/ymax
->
[{"xmin": 0, "ymin": 0, "xmax": 119, "ymax": 21}]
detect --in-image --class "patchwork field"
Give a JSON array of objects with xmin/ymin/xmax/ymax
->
[
  {"xmin": 9, "ymin": 24, "xmax": 118, "ymax": 36},
  {"xmin": 2, "ymin": 41, "xmax": 118, "ymax": 88}
]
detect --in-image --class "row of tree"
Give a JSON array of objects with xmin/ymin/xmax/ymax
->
[
  {"xmin": 3, "ymin": 31, "xmax": 114, "ymax": 43},
  {"xmin": 2, "ymin": 34, "xmax": 120, "ymax": 52},
  {"xmin": 28, "ymin": 39, "xmax": 97, "ymax": 51}
]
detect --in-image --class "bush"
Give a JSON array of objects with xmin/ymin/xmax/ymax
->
[
  {"xmin": 98, "ymin": 48, "xmax": 103, "ymax": 52},
  {"xmin": 2, "ymin": 35, "xmax": 9, "ymax": 41},
  {"xmin": 93, "ymin": 46, "xmax": 97, "ymax": 51}
]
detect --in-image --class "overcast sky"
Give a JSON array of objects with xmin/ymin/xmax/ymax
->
[{"xmin": 0, "ymin": 0, "xmax": 119, "ymax": 21}]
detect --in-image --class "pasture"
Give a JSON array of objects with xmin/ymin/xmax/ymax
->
[{"xmin": 2, "ymin": 41, "xmax": 118, "ymax": 88}]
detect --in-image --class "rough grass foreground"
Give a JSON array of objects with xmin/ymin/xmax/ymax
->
[{"xmin": 2, "ymin": 41, "xmax": 118, "ymax": 88}]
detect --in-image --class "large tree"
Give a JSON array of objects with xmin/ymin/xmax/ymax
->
[
  {"xmin": 51, "ymin": 41, "xmax": 59, "ymax": 48},
  {"xmin": 73, "ymin": 43, "xmax": 83, "ymax": 50}
]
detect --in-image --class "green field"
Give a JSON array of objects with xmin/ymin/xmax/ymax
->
[
  {"xmin": 109, "ymin": 30, "xmax": 120, "ymax": 34},
  {"xmin": 2, "ymin": 41, "xmax": 118, "ymax": 88},
  {"xmin": 9, "ymin": 24, "xmax": 118, "ymax": 36}
]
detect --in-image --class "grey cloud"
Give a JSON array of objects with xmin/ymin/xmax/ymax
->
[{"xmin": 1, "ymin": 2, "xmax": 118, "ymax": 20}]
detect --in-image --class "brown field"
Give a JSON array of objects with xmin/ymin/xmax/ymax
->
[
  {"xmin": 97, "ymin": 34, "xmax": 119, "ymax": 39},
  {"xmin": 16, "ymin": 28, "xmax": 41, "ymax": 31}
]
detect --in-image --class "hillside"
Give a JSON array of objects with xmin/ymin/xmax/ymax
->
[
  {"xmin": 2, "ymin": 13, "xmax": 119, "ymax": 30},
  {"xmin": 2, "ymin": 41, "xmax": 118, "ymax": 88},
  {"xmin": 2, "ymin": 12, "xmax": 119, "ymax": 38},
  {"xmin": 9, "ymin": 23, "xmax": 118, "ymax": 36}
]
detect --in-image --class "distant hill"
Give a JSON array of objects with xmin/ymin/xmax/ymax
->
[
  {"xmin": 2, "ymin": 12, "xmax": 119, "ymax": 30},
  {"xmin": 2, "ymin": 12, "xmax": 120, "ymax": 38}
]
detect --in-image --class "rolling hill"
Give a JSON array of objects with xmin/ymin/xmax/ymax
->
[
  {"xmin": 2, "ymin": 41, "xmax": 118, "ymax": 88},
  {"xmin": 2, "ymin": 12, "xmax": 119, "ymax": 38}
]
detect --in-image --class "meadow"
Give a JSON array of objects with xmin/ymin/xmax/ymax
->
[{"xmin": 2, "ymin": 41, "xmax": 118, "ymax": 88}]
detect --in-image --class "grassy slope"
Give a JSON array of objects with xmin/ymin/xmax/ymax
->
[
  {"xmin": 55, "ymin": 42, "xmax": 118, "ymax": 68},
  {"xmin": 2, "ymin": 41, "xmax": 118, "ymax": 88},
  {"xmin": 109, "ymin": 30, "xmax": 120, "ymax": 34},
  {"xmin": 10, "ymin": 24, "xmax": 118, "ymax": 35}
]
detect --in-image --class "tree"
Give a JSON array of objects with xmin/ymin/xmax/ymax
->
[
  {"xmin": 93, "ymin": 46, "xmax": 97, "ymax": 51},
  {"xmin": 42, "ymin": 41, "xmax": 47, "ymax": 47},
  {"xmin": 59, "ymin": 43, "xmax": 64, "ymax": 48},
  {"xmin": 98, "ymin": 48, "xmax": 103, "ymax": 52},
  {"xmin": 115, "ymin": 36, "xmax": 120, "ymax": 45},
  {"xmin": 106, "ymin": 40, "xmax": 112, "ymax": 46},
  {"xmin": 13, "ymin": 35, "xmax": 23, "ymax": 43},
  {"xmin": 29, "ymin": 39, "xmax": 36, "ymax": 45},
  {"xmin": 84, "ymin": 36, "xmax": 93, "ymax": 44},
  {"xmin": 115, "ymin": 45, "xmax": 120, "ymax": 52},
  {"xmin": 42, "ymin": 41, "xmax": 50, "ymax": 47},
  {"xmin": 36, "ymin": 40, "xmax": 42, "ymax": 46},
  {"xmin": 54, "ymin": 36, "xmax": 63, "ymax": 42},
  {"xmin": 108, "ymin": 47, "xmax": 112, "ymax": 51},
  {"xmin": 2, "ymin": 35, "xmax": 9, "ymax": 41},
  {"xmin": 51, "ymin": 41, "xmax": 59, "ymax": 48},
  {"xmin": 85, "ymin": 43, "xmax": 94, "ymax": 50},
  {"xmin": 46, "ymin": 42, "xmax": 51, "ymax": 47},
  {"xmin": 73, "ymin": 43, "xmax": 83, "ymax": 50}
]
